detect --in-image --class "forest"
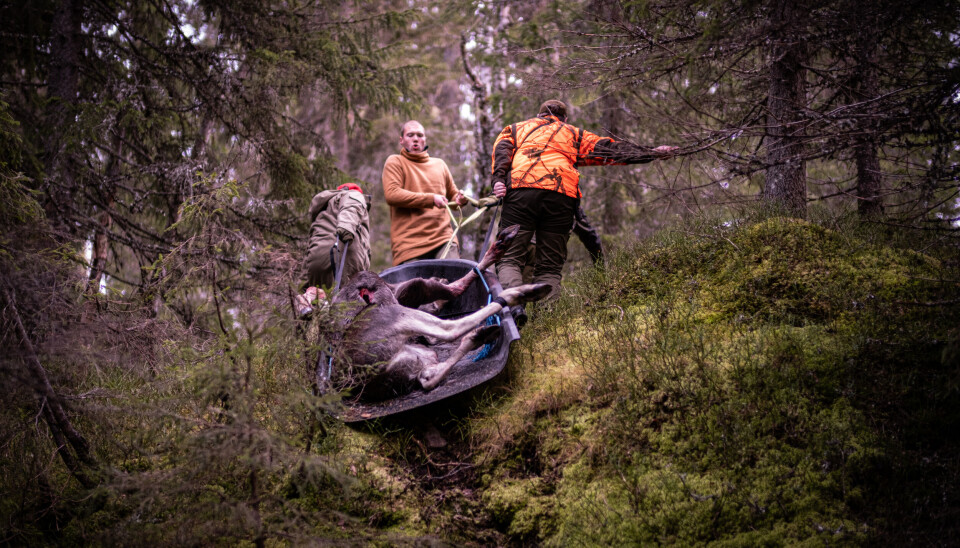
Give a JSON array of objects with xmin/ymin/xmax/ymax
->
[{"xmin": 2, "ymin": 0, "xmax": 959, "ymax": 545}]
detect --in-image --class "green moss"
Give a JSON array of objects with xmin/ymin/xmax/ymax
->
[
  {"xmin": 481, "ymin": 477, "xmax": 555, "ymax": 540},
  {"xmin": 467, "ymin": 216, "xmax": 959, "ymax": 545}
]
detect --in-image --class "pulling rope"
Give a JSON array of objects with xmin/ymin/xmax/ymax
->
[{"xmin": 437, "ymin": 199, "xmax": 494, "ymax": 259}]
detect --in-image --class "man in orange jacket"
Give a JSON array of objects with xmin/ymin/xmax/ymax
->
[{"xmin": 491, "ymin": 100, "xmax": 677, "ymax": 307}]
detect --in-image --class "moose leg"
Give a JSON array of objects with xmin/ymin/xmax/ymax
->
[
  {"xmin": 419, "ymin": 324, "xmax": 500, "ymax": 390},
  {"xmin": 440, "ymin": 224, "xmax": 521, "ymax": 296},
  {"xmin": 392, "ymin": 277, "xmax": 456, "ymax": 309},
  {"xmin": 393, "ymin": 282, "xmax": 552, "ymax": 343},
  {"xmin": 392, "ymin": 225, "xmax": 522, "ymax": 309}
]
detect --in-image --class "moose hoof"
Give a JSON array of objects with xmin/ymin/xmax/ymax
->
[
  {"xmin": 500, "ymin": 283, "xmax": 552, "ymax": 306},
  {"xmin": 419, "ymin": 367, "xmax": 445, "ymax": 391},
  {"xmin": 496, "ymin": 224, "xmax": 521, "ymax": 246},
  {"xmin": 484, "ymin": 225, "xmax": 521, "ymax": 262}
]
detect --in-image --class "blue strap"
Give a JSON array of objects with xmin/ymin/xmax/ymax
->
[
  {"xmin": 475, "ymin": 266, "xmax": 491, "ymax": 299},
  {"xmin": 473, "ymin": 266, "xmax": 500, "ymax": 361},
  {"xmin": 316, "ymin": 350, "xmax": 334, "ymax": 391},
  {"xmin": 475, "ymin": 267, "xmax": 502, "ymax": 327}
]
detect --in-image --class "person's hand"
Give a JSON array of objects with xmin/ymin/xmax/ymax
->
[
  {"xmin": 455, "ymin": 192, "xmax": 469, "ymax": 207},
  {"xmin": 433, "ymin": 194, "xmax": 448, "ymax": 208},
  {"xmin": 653, "ymin": 145, "xmax": 679, "ymax": 158},
  {"xmin": 493, "ymin": 181, "xmax": 506, "ymax": 198},
  {"xmin": 336, "ymin": 227, "xmax": 354, "ymax": 242}
]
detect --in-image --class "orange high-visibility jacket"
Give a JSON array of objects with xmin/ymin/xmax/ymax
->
[{"xmin": 491, "ymin": 115, "xmax": 660, "ymax": 199}]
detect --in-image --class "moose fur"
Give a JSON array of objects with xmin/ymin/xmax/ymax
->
[{"xmin": 326, "ymin": 225, "xmax": 549, "ymax": 400}]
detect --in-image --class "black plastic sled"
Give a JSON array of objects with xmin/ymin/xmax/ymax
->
[{"xmin": 331, "ymin": 259, "xmax": 520, "ymax": 423}]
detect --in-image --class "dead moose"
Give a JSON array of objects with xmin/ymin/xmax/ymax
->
[{"xmin": 320, "ymin": 225, "xmax": 550, "ymax": 401}]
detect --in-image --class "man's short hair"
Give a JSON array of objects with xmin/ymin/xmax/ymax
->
[
  {"xmin": 538, "ymin": 100, "xmax": 568, "ymax": 121},
  {"xmin": 400, "ymin": 120, "xmax": 421, "ymax": 135}
]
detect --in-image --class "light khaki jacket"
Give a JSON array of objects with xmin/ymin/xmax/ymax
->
[{"xmin": 304, "ymin": 189, "xmax": 370, "ymax": 288}]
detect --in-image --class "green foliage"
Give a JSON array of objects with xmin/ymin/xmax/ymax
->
[
  {"xmin": 4, "ymin": 202, "xmax": 957, "ymax": 544},
  {"xmin": 553, "ymin": 320, "xmax": 874, "ymax": 545},
  {"xmin": 469, "ymin": 215, "xmax": 960, "ymax": 545},
  {"xmin": 9, "ymin": 296, "xmax": 445, "ymax": 545},
  {"xmin": 0, "ymin": 99, "xmax": 43, "ymax": 237}
]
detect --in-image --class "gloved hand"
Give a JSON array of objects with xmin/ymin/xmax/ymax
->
[{"xmin": 336, "ymin": 227, "xmax": 354, "ymax": 242}]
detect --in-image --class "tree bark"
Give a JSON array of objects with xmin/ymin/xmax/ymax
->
[
  {"xmin": 854, "ymin": 142, "xmax": 883, "ymax": 218},
  {"xmin": 762, "ymin": 0, "xmax": 807, "ymax": 218},
  {"xmin": 852, "ymin": 6, "xmax": 884, "ymax": 219},
  {"xmin": 592, "ymin": 0, "xmax": 627, "ymax": 235},
  {"xmin": 461, "ymin": 33, "xmax": 493, "ymax": 193},
  {"xmin": 85, "ymin": 207, "xmax": 112, "ymax": 298},
  {"xmin": 42, "ymin": 0, "xmax": 83, "ymax": 217},
  {"xmin": 86, "ymin": 133, "xmax": 125, "ymax": 316},
  {"xmin": 600, "ymin": 95, "xmax": 625, "ymax": 234},
  {"xmin": 462, "ymin": 5, "xmax": 511, "ymax": 260}
]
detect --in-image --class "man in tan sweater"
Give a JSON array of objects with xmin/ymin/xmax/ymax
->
[{"xmin": 382, "ymin": 120, "xmax": 468, "ymax": 265}]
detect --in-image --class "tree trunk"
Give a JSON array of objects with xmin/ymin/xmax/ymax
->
[
  {"xmin": 600, "ymin": 95, "xmax": 624, "ymax": 234},
  {"xmin": 854, "ymin": 142, "xmax": 883, "ymax": 218},
  {"xmin": 463, "ymin": 5, "xmax": 511, "ymax": 260},
  {"xmin": 462, "ymin": 36, "xmax": 497, "ymax": 261},
  {"xmin": 85, "ymin": 208, "xmax": 112, "ymax": 297},
  {"xmin": 86, "ymin": 133, "xmax": 125, "ymax": 316},
  {"xmin": 762, "ymin": 0, "xmax": 807, "ymax": 218},
  {"xmin": 42, "ymin": 0, "xmax": 82, "ymax": 218},
  {"xmin": 852, "ymin": 7, "xmax": 884, "ymax": 219},
  {"xmin": 591, "ymin": 0, "xmax": 627, "ymax": 235},
  {"xmin": 461, "ymin": 33, "xmax": 493, "ymax": 193}
]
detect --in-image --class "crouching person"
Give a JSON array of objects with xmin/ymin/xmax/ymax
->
[{"xmin": 296, "ymin": 183, "xmax": 371, "ymax": 316}]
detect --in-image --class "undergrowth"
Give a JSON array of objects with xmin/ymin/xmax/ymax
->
[
  {"xmin": 469, "ymin": 215, "xmax": 960, "ymax": 546},
  {"xmin": 4, "ymin": 213, "xmax": 958, "ymax": 546}
]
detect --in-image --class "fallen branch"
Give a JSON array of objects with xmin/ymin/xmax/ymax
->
[{"xmin": 2, "ymin": 284, "xmax": 98, "ymax": 488}]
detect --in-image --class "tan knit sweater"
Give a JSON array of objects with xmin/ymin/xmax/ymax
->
[{"xmin": 382, "ymin": 148, "xmax": 461, "ymax": 265}]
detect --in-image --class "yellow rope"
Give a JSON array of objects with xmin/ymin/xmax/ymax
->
[{"xmin": 438, "ymin": 201, "xmax": 492, "ymax": 259}]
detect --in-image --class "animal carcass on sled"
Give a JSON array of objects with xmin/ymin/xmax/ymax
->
[{"xmin": 317, "ymin": 225, "xmax": 549, "ymax": 422}]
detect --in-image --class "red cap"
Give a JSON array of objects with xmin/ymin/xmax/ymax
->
[{"xmin": 337, "ymin": 183, "xmax": 363, "ymax": 193}]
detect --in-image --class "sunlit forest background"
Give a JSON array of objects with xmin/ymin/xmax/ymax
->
[{"xmin": 2, "ymin": 0, "xmax": 959, "ymax": 545}]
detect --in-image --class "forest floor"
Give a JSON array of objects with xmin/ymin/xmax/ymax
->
[
  {"xmin": 4, "ymin": 214, "xmax": 960, "ymax": 546},
  {"xmin": 312, "ymin": 214, "xmax": 960, "ymax": 546}
]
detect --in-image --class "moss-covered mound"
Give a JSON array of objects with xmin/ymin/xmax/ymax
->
[{"xmin": 469, "ymin": 217, "xmax": 960, "ymax": 546}]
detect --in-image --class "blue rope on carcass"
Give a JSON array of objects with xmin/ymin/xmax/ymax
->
[{"xmin": 472, "ymin": 266, "xmax": 500, "ymax": 362}]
